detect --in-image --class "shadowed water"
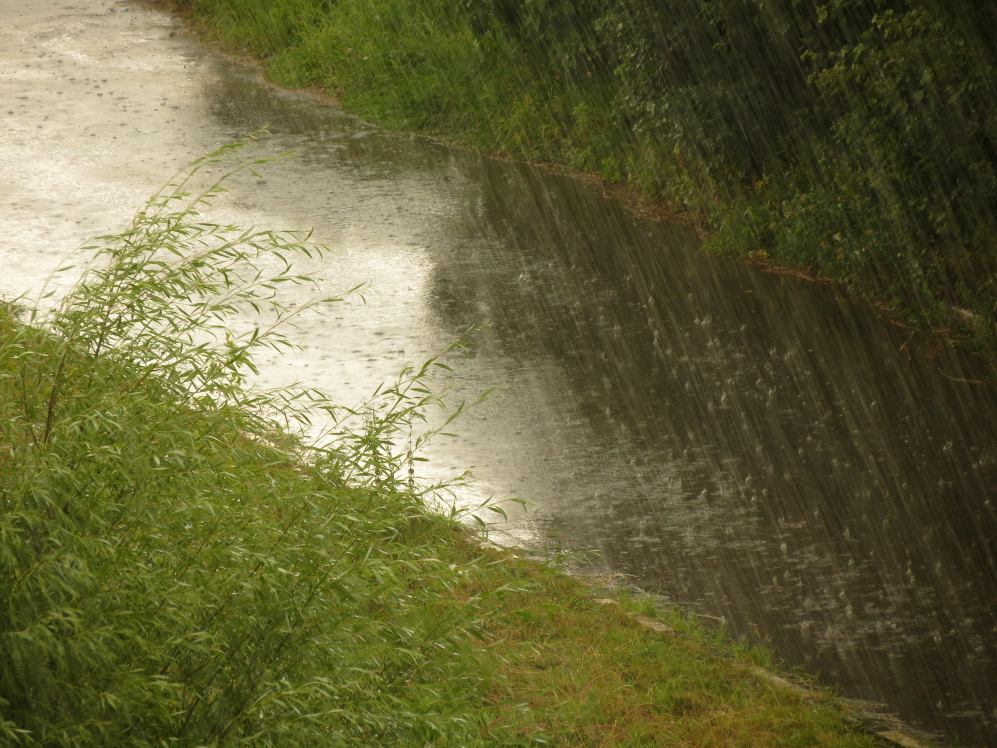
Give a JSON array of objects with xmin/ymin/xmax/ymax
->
[{"xmin": 2, "ymin": 2, "xmax": 996, "ymax": 744}]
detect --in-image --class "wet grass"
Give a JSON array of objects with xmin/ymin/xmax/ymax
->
[
  {"xmin": 167, "ymin": 0, "xmax": 640, "ymax": 186},
  {"xmin": 0, "ymin": 145, "xmax": 881, "ymax": 746},
  {"xmin": 463, "ymin": 573, "xmax": 881, "ymax": 747}
]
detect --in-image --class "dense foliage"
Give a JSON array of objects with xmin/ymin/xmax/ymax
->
[
  {"xmin": 183, "ymin": 0, "xmax": 997, "ymax": 346},
  {"xmin": 598, "ymin": 0, "xmax": 997, "ymax": 328}
]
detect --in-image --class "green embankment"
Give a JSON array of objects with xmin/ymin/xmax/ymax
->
[
  {"xmin": 177, "ymin": 0, "xmax": 997, "ymax": 353},
  {"xmin": 0, "ymin": 147, "xmax": 880, "ymax": 745}
]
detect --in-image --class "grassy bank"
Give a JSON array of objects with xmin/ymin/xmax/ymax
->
[
  {"xmin": 172, "ymin": 0, "xmax": 997, "ymax": 355},
  {"xmin": 0, "ymin": 147, "xmax": 883, "ymax": 746}
]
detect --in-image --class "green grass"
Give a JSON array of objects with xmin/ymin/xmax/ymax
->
[
  {"xmin": 0, "ymin": 145, "xmax": 882, "ymax": 745},
  {"xmin": 174, "ymin": 0, "xmax": 636, "ymax": 174}
]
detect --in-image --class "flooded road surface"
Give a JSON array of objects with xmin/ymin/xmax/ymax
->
[{"xmin": 4, "ymin": 2, "xmax": 997, "ymax": 744}]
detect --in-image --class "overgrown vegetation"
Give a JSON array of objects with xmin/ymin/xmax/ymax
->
[
  {"xmin": 176, "ymin": 0, "xmax": 997, "ymax": 350},
  {"xmin": 0, "ymin": 145, "xmax": 880, "ymax": 745}
]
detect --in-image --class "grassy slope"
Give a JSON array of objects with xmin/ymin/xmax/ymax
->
[{"xmin": 176, "ymin": 0, "xmax": 650, "ymax": 185}]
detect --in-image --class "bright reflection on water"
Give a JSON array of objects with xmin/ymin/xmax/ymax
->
[{"xmin": 3, "ymin": 6, "xmax": 995, "ymax": 741}]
